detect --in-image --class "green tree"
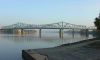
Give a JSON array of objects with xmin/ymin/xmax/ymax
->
[{"xmin": 94, "ymin": 17, "xmax": 100, "ymax": 30}]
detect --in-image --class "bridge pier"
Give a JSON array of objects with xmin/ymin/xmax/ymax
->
[
  {"xmin": 4, "ymin": 30, "xmax": 7, "ymax": 33},
  {"xmin": 72, "ymin": 29, "xmax": 74, "ymax": 38},
  {"xmin": 93, "ymin": 29, "xmax": 95, "ymax": 34},
  {"xmin": 62, "ymin": 29, "xmax": 64, "ymax": 37},
  {"xmin": 11, "ymin": 29, "xmax": 13, "ymax": 34},
  {"xmin": 6, "ymin": 29, "xmax": 13, "ymax": 33},
  {"xmin": 59, "ymin": 29, "xmax": 64, "ymax": 38},
  {"xmin": 86, "ymin": 29, "xmax": 88, "ymax": 34},
  {"xmin": 72, "ymin": 29, "xmax": 74, "ymax": 34},
  {"xmin": 21, "ymin": 29, "xmax": 24, "ymax": 34},
  {"xmin": 85, "ymin": 29, "xmax": 89, "ymax": 38},
  {"xmin": 59, "ymin": 29, "xmax": 61, "ymax": 37},
  {"xmin": 1, "ymin": 30, "xmax": 4, "ymax": 33},
  {"xmin": 0, "ymin": 30, "xmax": 1, "ymax": 33},
  {"xmin": 39, "ymin": 29, "xmax": 41, "ymax": 37},
  {"xmin": 28, "ymin": 30, "xmax": 30, "ymax": 33},
  {"xmin": 92, "ymin": 29, "xmax": 96, "ymax": 37}
]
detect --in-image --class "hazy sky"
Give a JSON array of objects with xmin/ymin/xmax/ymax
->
[{"xmin": 0, "ymin": 0, "xmax": 100, "ymax": 28}]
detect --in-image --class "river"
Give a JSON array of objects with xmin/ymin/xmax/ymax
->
[{"xmin": 0, "ymin": 30, "xmax": 95, "ymax": 60}]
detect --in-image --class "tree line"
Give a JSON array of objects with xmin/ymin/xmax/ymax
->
[{"xmin": 94, "ymin": 14, "xmax": 100, "ymax": 31}]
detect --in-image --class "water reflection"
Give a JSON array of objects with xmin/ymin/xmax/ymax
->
[
  {"xmin": 0, "ymin": 32, "xmax": 96, "ymax": 60},
  {"xmin": 0, "ymin": 33, "xmax": 94, "ymax": 45}
]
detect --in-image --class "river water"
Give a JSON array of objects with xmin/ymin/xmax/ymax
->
[{"xmin": 0, "ymin": 30, "xmax": 95, "ymax": 60}]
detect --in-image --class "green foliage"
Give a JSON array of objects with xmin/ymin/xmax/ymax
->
[
  {"xmin": 94, "ymin": 17, "xmax": 100, "ymax": 30},
  {"xmin": 95, "ymin": 41, "xmax": 100, "ymax": 44}
]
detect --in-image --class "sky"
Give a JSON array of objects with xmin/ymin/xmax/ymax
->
[{"xmin": 0, "ymin": 0, "xmax": 100, "ymax": 28}]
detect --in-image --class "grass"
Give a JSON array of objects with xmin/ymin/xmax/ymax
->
[
  {"xmin": 95, "ymin": 41, "xmax": 100, "ymax": 44},
  {"xmin": 83, "ymin": 41, "xmax": 100, "ymax": 50}
]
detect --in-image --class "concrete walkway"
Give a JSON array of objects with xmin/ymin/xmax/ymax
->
[{"xmin": 22, "ymin": 40, "xmax": 100, "ymax": 60}]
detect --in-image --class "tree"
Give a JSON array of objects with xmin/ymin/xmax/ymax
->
[{"xmin": 94, "ymin": 17, "xmax": 100, "ymax": 30}]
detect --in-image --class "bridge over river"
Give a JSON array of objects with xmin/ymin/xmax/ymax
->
[{"xmin": 0, "ymin": 21, "xmax": 97, "ymax": 37}]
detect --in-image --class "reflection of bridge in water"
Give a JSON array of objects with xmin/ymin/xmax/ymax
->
[
  {"xmin": 1, "ymin": 36, "xmax": 92, "ymax": 45},
  {"xmin": 0, "ymin": 21, "xmax": 97, "ymax": 37}
]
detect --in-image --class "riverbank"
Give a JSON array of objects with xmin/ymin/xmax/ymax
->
[
  {"xmin": 58, "ymin": 37, "xmax": 100, "ymax": 47},
  {"xmin": 83, "ymin": 41, "xmax": 100, "ymax": 50},
  {"xmin": 22, "ymin": 38, "xmax": 100, "ymax": 60}
]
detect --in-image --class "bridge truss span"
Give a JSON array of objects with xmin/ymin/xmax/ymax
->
[
  {"xmin": 87, "ymin": 26, "xmax": 97, "ymax": 30},
  {"xmin": 1, "ymin": 21, "xmax": 90, "ymax": 29}
]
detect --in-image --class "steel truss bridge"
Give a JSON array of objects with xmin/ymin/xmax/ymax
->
[
  {"xmin": 0, "ymin": 21, "xmax": 97, "ymax": 37},
  {"xmin": 1, "ymin": 21, "xmax": 96, "ymax": 30}
]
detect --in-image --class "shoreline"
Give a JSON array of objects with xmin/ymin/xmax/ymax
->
[
  {"xmin": 22, "ymin": 37, "xmax": 100, "ymax": 60},
  {"xmin": 57, "ymin": 37, "xmax": 100, "ymax": 47}
]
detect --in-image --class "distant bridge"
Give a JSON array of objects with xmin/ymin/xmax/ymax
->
[
  {"xmin": 0, "ymin": 21, "xmax": 97, "ymax": 37},
  {"xmin": 1, "ymin": 21, "xmax": 96, "ymax": 30}
]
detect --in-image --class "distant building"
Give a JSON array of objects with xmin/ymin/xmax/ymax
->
[{"xmin": 99, "ymin": 13, "xmax": 100, "ymax": 18}]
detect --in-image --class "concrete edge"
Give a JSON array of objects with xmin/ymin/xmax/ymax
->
[{"xmin": 22, "ymin": 50, "xmax": 36, "ymax": 60}]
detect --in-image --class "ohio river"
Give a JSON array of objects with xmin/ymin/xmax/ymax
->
[{"xmin": 0, "ymin": 32, "xmax": 94, "ymax": 60}]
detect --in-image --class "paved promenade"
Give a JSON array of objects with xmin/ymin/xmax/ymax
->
[{"xmin": 22, "ymin": 40, "xmax": 100, "ymax": 60}]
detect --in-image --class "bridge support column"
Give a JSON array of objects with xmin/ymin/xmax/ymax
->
[
  {"xmin": 0, "ymin": 30, "xmax": 3, "ymax": 33},
  {"xmin": 11, "ymin": 29, "xmax": 13, "ymax": 34},
  {"xmin": 72, "ymin": 29, "xmax": 74, "ymax": 38},
  {"xmin": 93, "ymin": 29, "xmax": 95, "ymax": 34},
  {"xmin": 1, "ymin": 30, "xmax": 4, "ymax": 33},
  {"xmin": 12, "ymin": 29, "xmax": 14, "ymax": 34},
  {"xmin": 7, "ymin": 29, "xmax": 9, "ymax": 33},
  {"xmin": 0, "ymin": 30, "xmax": 1, "ymax": 33},
  {"xmin": 86, "ymin": 29, "xmax": 88, "ymax": 34},
  {"xmin": 72, "ymin": 29, "xmax": 74, "ymax": 34},
  {"xmin": 7, "ymin": 29, "xmax": 12, "ymax": 33},
  {"xmin": 4, "ymin": 30, "xmax": 7, "ymax": 33},
  {"xmin": 39, "ymin": 29, "xmax": 41, "ymax": 37},
  {"xmin": 92, "ymin": 29, "xmax": 95, "ymax": 37},
  {"xmin": 83, "ymin": 29, "xmax": 85, "ymax": 33},
  {"xmin": 86, "ymin": 29, "xmax": 89, "ymax": 38},
  {"xmin": 59, "ymin": 29, "xmax": 61, "ymax": 37},
  {"xmin": 62, "ymin": 29, "xmax": 64, "ymax": 38},
  {"xmin": 29, "ymin": 30, "xmax": 30, "ymax": 33},
  {"xmin": 21, "ymin": 29, "xmax": 24, "ymax": 34}
]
